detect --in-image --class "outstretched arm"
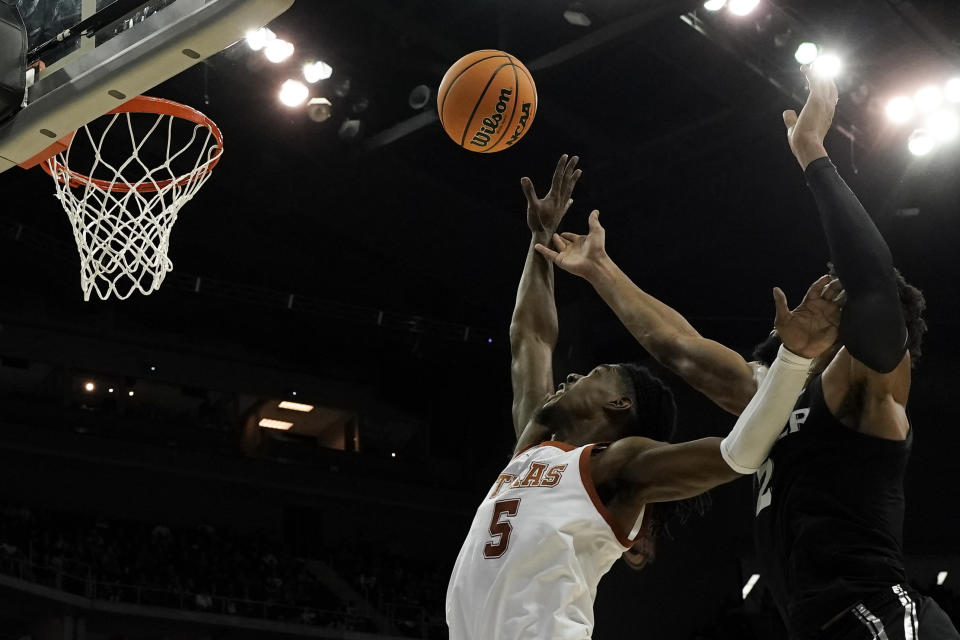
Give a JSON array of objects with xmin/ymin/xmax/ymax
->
[
  {"xmin": 510, "ymin": 155, "xmax": 581, "ymax": 442},
  {"xmin": 534, "ymin": 212, "xmax": 758, "ymax": 415},
  {"xmin": 595, "ymin": 280, "xmax": 844, "ymax": 505},
  {"xmin": 783, "ymin": 67, "xmax": 906, "ymax": 374},
  {"xmin": 600, "ymin": 347, "xmax": 814, "ymax": 503}
]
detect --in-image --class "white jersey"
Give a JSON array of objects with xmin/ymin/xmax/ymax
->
[{"xmin": 446, "ymin": 442, "xmax": 643, "ymax": 640}]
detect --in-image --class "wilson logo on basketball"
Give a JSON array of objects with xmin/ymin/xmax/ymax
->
[
  {"xmin": 505, "ymin": 102, "xmax": 532, "ymax": 147},
  {"xmin": 469, "ymin": 88, "xmax": 512, "ymax": 147}
]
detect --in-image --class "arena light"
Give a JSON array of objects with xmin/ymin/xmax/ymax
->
[
  {"xmin": 742, "ymin": 574, "xmax": 760, "ymax": 599},
  {"xmin": 259, "ymin": 418, "xmax": 294, "ymax": 430},
  {"xmin": 408, "ymin": 85, "xmax": 430, "ymax": 110},
  {"xmin": 84, "ymin": 381, "xmax": 95, "ymax": 392},
  {"xmin": 885, "ymin": 96, "xmax": 915, "ymax": 124},
  {"xmin": 278, "ymin": 400, "xmax": 314, "ymax": 412},
  {"xmin": 391, "ymin": 452, "xmax": 397, "ymax": 458},
  {"xmin": 908, "ymin": 129, "xmax": 936, "ymax": 156},
  {"xmin": 812, "ymin": 53, "xmax": 842, "ymax": 78},
  {"xmin": 728, "ymin": 0, "xmax": 759, "ymax": 16},
  {"xmin": 938, "ymin": 571, "xmax": 949, "ymax": 586},
  {"xmin": 914, "ymin": 85, "xmax": 943, "ymax": 114},
  {"xmin": 279, "ymin": 80, "xmax": 309, "ymax": 107},
  {"xmin": 307, "ymin": 97, "xmax": 333, "ymax": 122},
  {"xmin": 562, "ymin": 10, "xmax": 591, "ymax": 27},
  {"xmin": 264, "ymin": 38, "xmax": 294, "ymax": 63},
  {"xmin": 927, "ymin": 109, "xmax": 960, "ymax": 142},
  {"xmin": 703, "ymin": 0, "xmax": 727, "ymax": 10},
  {"xmin": 303, "ymin": 60, "xmax": 333, "ymax": 84},
  {"xmin": 108, "ymin": 387, "xmax": 115, "ymax": 393},
  {"xmin": 245, "ymin": 27, "xmax": 275, "ymax": 51},
  {"xmin": 128, "ymin": 390, "xmax": 135, "ymax": 397},
  {"xmin": 794, "ymin": 42, "xmax": 819, "ymax": 65},
  {"xmin": 945, "ymin": 78, "xmax": 960, "ymax": 103}
]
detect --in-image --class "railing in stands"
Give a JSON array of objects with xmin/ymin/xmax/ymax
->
[{"xmin": 0, "ymin": 554, "xmax": 380, "ymax": 631}]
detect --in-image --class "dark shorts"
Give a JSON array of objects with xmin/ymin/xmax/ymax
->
[{"xmin": 822, "ymin": 585, "xmax": 959, "ymax": 640}]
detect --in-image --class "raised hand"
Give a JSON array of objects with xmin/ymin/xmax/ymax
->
[
  {"xmin": 521, "ymin": 154, "xmax": 582, "ymax": 233},
  {"xmin": 533, "ymin": 210, "xmax": 607, "ymax": 280},
  {"xmin": 782, "ymin": 65, "xmax": 837, "ymax": 169},
  {"xmin": 773, "ymin": 275, "xmax": 846, "ymax": 359}
]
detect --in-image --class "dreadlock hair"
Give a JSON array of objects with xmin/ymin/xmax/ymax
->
[
  {"xmin": 751, "ymin": 266, "xmax": 927, "ymax": 367},
  {"xmin": 616, "ymin": 363, "xmax": 711, "ymax": 539}
]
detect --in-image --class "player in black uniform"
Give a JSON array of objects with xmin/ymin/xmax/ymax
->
[{"xmin": 535, "ymin": 68, "xmax": 957, "ymax": 639}]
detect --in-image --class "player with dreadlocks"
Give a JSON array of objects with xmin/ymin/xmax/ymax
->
[
  {"xmin": 535, "ymin": 70, "xmax": 957, "ymax": 640},
  {"xmin": 445, "ymin": 154, "xmax": 846, "ymax": 640}
]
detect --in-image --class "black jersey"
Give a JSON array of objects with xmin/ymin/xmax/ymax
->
[{"xmin": 753, "ymin": 374, "xmax": 911, "ymax": 639}]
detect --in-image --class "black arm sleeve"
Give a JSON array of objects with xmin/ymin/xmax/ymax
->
[{"xmin": 804, "ymin": 157, "xmax": 907, "ymax": 373}]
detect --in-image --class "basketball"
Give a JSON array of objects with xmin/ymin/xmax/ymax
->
[{"xmin": 437, "ymin": 50, "xmax": 537, "ymax": 153}]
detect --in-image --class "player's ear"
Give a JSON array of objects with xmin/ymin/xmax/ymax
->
[{"xmin": 604, "ymin": 397, "xmax": 632, "ymax": 413}]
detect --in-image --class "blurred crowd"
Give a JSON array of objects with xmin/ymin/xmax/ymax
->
[
  {"xmin": 0, "ymin": 504, "xmax": 446, "ymax": 636},
  {"xmin": 0, "ymin": 503, "xmax": 954, "ymax": 640}
]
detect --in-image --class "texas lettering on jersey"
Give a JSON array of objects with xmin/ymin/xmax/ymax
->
[{"xmin": 490, "ymin": 462, "xmax": 568, "ymax": 499}]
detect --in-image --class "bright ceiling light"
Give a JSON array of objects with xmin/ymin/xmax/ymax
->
[
  {"xmin": 914, "ymin": 85, "xmax": 943, "ymax": 113},
  {"xmin": 128, "ymin": 390, "xmax": 135, "ymax": 397},
  {"xmin": 742, "ymin": 574, "xmax": 760, "ymax": 599},
  {"xmin": 908, "ymin": 129, "xmax": 936, "ymax": 157},
  {"xmin": 245, "ymin": 27, "xmax": 275, "ymax": 51},
  {"xmin": 794, "ymin": 42, "xmax": 819, "ymax": 65},
  {"xmin": 938, "ymin": 571, "xmax": 949, "ymax": 586},
  {"xmin": 812, "ymin": 54, "xmax": 842, "ymax": 78},
  {"xmin": 728, "ymin": 0, "xmax": 759, "ymax": 16},
  {"xmin": 84, "ymin": 381, "xmax": 95, "ymax": 392},
  {"xmin": 108, "ymin": 387, "xmax": 115, "ymax": 393},
  {"xmin": 945, "ymin": 78, "xmax": 960, "ymax": 103},
  {"xmin": 303, "ymin": 60, "xmax": 333, "ymax": 84},
  {"xmin": 259, "ymin": 418, "xmax": 294, "ymax": 430},
  {"xmin": 703, "ymin": 0, "xmax": 727, "ymax": 10},
  {"xmin": 927, "ymin": 110, "xmax": 960, "ymax": 142},
  {"xmin": 264, "ymin": 38, "xmax": 294, "ymax": 63},
  {"xmin": 279, "ymin": 79, "xmax": 309, "ymax": 107},
  {"xmin": 278, "ymin": 400, "xmax": 314, "ymax": 412},
  {"xmin": 885, "ymin": 96, "xmax": 915, "ymax": 124}
]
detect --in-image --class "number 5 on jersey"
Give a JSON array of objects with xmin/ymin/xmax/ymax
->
[{"xmin": 484, "ymin": 499, "xmax": 521, "ymax": 559}]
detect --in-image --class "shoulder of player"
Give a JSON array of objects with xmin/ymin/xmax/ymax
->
[
  {"xmin": 821, "ymin": 347, "xmax": 912, "ymax": 439},
  {"xmin": 590, "ymin": 437, "xmax": 666, "ymax": 486},
  {"xmin": 823, "ymin": 347, "xmax": 911, "ymax": 402}
]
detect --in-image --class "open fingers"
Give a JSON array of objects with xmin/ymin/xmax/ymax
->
[
  {"xmin": 806, "ymin": 274, "xmax": 833, "ymax": 298},
  {"xmin": 550, "ymin": 154, "xmax": 568, "ymax": 194},
  {"xmin": 821, "ymin": 277, "xmax": 845, "ymax": 302},
  {"xmin": 560, "ymin": 232, "xmax": 581, "ymax": 242},
  {"xmin": 587, "ymin": 209, "xmax": 603, "ymax": 234},
  {"xmin": 534, "ymin": 243, "xmax": 560, "ymax": 263},
  {"xmin": 520, "ymin": 176, "xmax": 537, "ymax": 204},
  {"xmin": 563, "ymin": 169, "xmax": 583, "ymax": 199},
  {"xmin": 563, "ymin": 155, "xmax": 580, "ymax": 183},
  {"xmin": 551, "ymin": 233, "xmax": 568, "ymax": 252},
  {"xmin": 772, "ymin": 287, "xmax": 790, "ymax": 324}
]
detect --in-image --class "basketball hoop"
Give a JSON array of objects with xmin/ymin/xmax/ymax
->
[{"xmin": 38, "ymin": 96, "xmax": 224, "ymax": 301}]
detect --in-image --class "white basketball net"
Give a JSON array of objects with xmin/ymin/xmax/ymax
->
[{"xmin": 45, "ymin": 108, "xmax": 222, "ymax": 301}]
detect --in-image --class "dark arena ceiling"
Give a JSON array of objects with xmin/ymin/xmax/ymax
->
[{"xmin": 0, "ymin": 1, "xmax": 959, "ymax": 636}]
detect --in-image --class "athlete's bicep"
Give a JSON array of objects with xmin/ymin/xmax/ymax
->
[
  {"xmin": 822, "ymin": 347, "xmax": 911, "ymax": 440},
  {"xmin": 607, "ymin": 437, "xmax": 742, "ymax": 504},
  {"xmin": 510, "ymin": 337, "xmax": 554, "ymax": 439}
]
